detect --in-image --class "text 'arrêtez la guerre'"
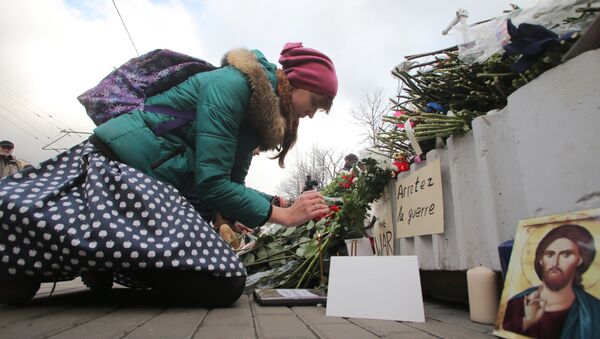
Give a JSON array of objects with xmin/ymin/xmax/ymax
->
[{"xmin": 396, "ymin": 176, "xmax": 436, "ymax": 226}]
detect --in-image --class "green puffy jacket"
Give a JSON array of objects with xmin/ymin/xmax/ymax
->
[{"xmin": 94, "ymin": 48, "xmax": 287, "ymax": 227}]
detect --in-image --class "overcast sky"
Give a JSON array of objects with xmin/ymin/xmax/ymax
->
[{"xmin": 0, "ymin": 0, "xmax": 539, "ymax": 194}]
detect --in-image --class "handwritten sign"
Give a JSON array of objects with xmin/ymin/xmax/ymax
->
[
  {"xmin": 371, "ymin": 184, "xmax": 395, "ymax": 255},
  {"xmin": 395, "ymin": 159, "xmax": 444, "ymax": 238}
]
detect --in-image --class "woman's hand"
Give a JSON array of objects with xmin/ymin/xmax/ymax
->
[{"xmin": 269, "ymin": 190, "xmax": 329, "ymax": 227}]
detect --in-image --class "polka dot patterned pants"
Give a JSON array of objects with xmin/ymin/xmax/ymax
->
[{"xmin": 0, "ymin": 142, "xmax": 246, "ymax": 284}]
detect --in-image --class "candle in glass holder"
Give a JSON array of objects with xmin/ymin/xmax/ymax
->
[{"xmin": 467, "ymin": 266, "xmax": 499, "ymax": 324}]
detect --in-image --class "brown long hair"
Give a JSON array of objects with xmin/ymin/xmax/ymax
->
[{"xmin": 271, "ymin": 69, "xmax": 298, "ymax": 168}]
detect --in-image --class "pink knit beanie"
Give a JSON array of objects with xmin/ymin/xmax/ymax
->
[{"xmin": 279, "ymin": 42, "xmax": 338, "ymax": 98}]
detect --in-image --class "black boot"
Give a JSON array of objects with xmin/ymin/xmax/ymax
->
[
  {"xmin": 81, "ymin": 271, "xmax": 114, "ymax": 292},
  {"xmin": 150, "ymin": 270, "xmax": 246, "ymax": 307},
  {"xmin": 0, "ymin": 278, "xmax": 41, "ymax": 304}
]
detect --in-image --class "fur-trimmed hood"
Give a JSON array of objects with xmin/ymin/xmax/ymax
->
[{"xmin": 222, "ymin": 48, "xmax": 286, "ymax": 150}]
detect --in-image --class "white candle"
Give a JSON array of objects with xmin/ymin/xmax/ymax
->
[{"xmin": 467, "ymin": 266, "xmax": 499, "ymax": 324}]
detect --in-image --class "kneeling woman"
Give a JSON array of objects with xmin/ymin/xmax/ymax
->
[{"xmin": 0, "ymin": 42, "xmax": 336, "ymax": 306}]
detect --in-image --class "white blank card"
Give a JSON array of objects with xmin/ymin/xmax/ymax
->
[{"xmin": 326, "ymin": 256, "xmax": 425, "ymax": 322}]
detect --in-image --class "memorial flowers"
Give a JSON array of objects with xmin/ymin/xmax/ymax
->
[
  {"xmin": 240, "ymin": 153, "xmax": 393, "ymax": 290},
  {"xmin": 375, "ymin": 2, "xmax": 597, "ymax": 158}
]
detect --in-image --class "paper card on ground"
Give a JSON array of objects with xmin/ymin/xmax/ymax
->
[{"xmin": 326, "ymin": 256, "xmax": 425, "ymax": 322}]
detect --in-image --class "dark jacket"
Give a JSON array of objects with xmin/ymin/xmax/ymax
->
[{"xmin": 94, "ymin": 48, "xmax": 286, "ymax": 227}]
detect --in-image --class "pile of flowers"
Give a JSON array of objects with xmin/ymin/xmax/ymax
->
[
  {"xmin": 239, "ymin": 153, "xmax": 393, "ymax": 290},
  {"xmin": 375, "ymin": 2, "xmax": 598, "ymax": 159}
]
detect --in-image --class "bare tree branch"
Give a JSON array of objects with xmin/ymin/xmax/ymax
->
[
  {"xmin": 277, "ymin": 145, "xmax": 345, "ymax": 198},
  {"xmin": 350, "ymin": 88, "xmax": 393, "ymax": 149}
]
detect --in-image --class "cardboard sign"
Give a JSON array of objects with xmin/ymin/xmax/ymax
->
[
  {"xmin": 395, "ymin": 159, "xmax": 444, "ymax": 238},
  {"xmin": 494, "ymin": 208, "xmax": 600, "ymax": 339},
  {"xmin": 326, "ymin": 256, "xmax": 425, "ymax": 322},
  {"xmin": 371, "ymin": 184, "xmax": 395, "ymax": 255},
  {"xmin": 344, "ymin": 238, "xmax": 374, "ymax": 256}
]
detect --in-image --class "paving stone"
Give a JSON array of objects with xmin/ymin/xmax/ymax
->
[
  {"xmin": 124, "ymin": 308, "xmax": 207, "ymax": 339},
  {"xmin": 47, "ymin": 307, "xmax": 163, "ymax": 339},
  {"xmin": 193, "ymin": 324, "xmax": 257, "ymax": 339},
  {"xmin": 0, "ymin": 306, "xmax": 117, "ymax": 339}
]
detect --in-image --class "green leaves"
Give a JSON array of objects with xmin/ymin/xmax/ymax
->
[
  {"xmin": 282, "ymin": 226, "xmax": 297, "ymax": 237},
  {"xmin": 241, "ymin": 156, "xmax": 391, "ymax": 290},
  {"xmin": 296, "ymin": 239, "xmax": 318, "ymax": 258}
]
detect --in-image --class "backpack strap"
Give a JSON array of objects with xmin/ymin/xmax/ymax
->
[{"xmin": 145, "ymin": 105, "xmax": 196, "ymax": 136}]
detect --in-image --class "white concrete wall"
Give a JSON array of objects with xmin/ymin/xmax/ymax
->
[{"xmin": 391, "ymin": 49, "xmax": 600, "ymax": 271}]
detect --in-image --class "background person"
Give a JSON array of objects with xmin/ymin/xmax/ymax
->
[
  {"xmin": 0, "ymin": 140, "xmax": 24, "ymax": 179},
  {"xmin": 342, "ymin": 153, "xmax": 358, "ymax": 171}
]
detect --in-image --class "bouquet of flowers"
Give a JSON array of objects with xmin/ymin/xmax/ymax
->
[{"xmin": 239, "ymin": 152, "xmax": 393, "ymax": 290}]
